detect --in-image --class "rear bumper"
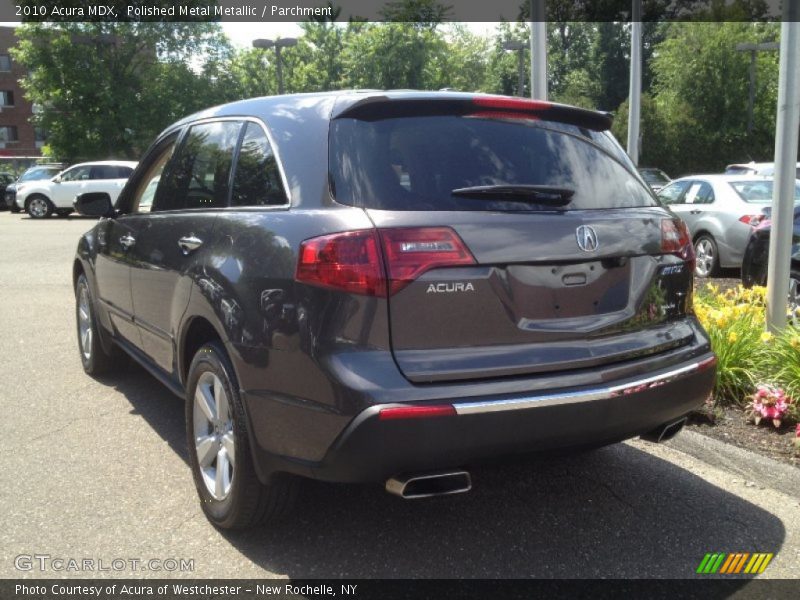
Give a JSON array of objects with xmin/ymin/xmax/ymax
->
[{"xmin": 251, "ymin": 352, "xmax": 715, "ymax": 483}]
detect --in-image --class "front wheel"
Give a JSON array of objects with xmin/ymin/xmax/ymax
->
[
  {"xmin": 26, "ymin": 195, "xmax": 53, "ymax": 219},
  {"xmin": 186, "ymin": 341, "xmax": 296, "ymax": 529},
  {"xmin": 694, "ymin": 235, "xmax": 719, "ymax": 277},
  {"xmin": 75, "ymin": 273, "xmax": 125, "ymax": 375}
]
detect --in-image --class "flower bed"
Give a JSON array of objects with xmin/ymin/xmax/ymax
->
[{"xmin": 692, "ymin": 283, "xmax": 800, "ymax": 463}]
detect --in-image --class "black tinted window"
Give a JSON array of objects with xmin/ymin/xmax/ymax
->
[
  {"xmin": 89, "ymin": 165, "xmax": 119, "ymax": 179},
  {"xmin": 154, "ymin": 121, "xmax": 241, "ymax": 212},
  {"xmin": 231, "ymin": 122, "xmax": 288, "ymax": 206},
  {"xmin": 116, "ymin": 166, "xmax": 134, "ymax": 178},
  {"xmin": 330, "ymin": 116, "xmax": 655, "ymax": 211}
]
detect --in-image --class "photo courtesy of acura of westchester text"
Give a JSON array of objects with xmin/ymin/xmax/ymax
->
[{"xmin": 0, "ymin": 0, "xmax": 799, "ymax": 594}]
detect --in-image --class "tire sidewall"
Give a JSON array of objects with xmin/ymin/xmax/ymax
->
[
  {"xmin": 75, "ymin": 274, "xmax": 98, "ymax": 373},
  {"xmin": 26, "ymin": 195, "xmax": 52, "ymax": 219},
  {"xmin": 185, "ymin": 342, "xmax": 250, "ymax": 528}
]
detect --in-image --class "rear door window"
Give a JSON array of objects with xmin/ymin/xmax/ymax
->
[
  {"xmin": 154, "ymin": 120, "xmax": 241, "ymax": 212},
  {"xmin": 230, "ymin": 122, "xmax": 288, "ymax": 206},
  {"xmin": 329, "ymin": 116, "xmax": 655, "ymax": 211}
]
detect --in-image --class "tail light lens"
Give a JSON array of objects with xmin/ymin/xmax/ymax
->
[
  {"xmin": 296, "ymin": 227, "xmax": 475, "ymax": 297},
  {"xmin": 661, "ymin": 218, "xmax": 695, "ymax": 267},
  {"xmin": 379, "ymin": 227, "xmax": 475, "ymax": 295},
  {"xmin": 296, "ymin": 230, "xmax": 386, "ymax": 297},
  {"xmin": 739, "ymin": 214, "xmax": 767, "ymax": 227},
  {"xmin": 378, "ymin": 404, "xmax": 456, "ymax": 421}
]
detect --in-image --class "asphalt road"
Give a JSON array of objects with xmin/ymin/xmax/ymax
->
[{"xmin": 1, "ymin": 213, "xmax": 798, "ymax": 580}]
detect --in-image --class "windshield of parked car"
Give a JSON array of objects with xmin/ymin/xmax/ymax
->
[
  {"xmin": 729, "ymin": 180, "xmax": 800, "ymax": 203},
  {"xmin": 330, "ymin": 115, "xmax": 656, "ymax": 211},
  {"xmin": 19, "ymin": 167, "xmax": 60, "ymax": 182}
]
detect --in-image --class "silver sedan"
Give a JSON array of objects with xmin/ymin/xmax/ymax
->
[{"xmin": 657, "ymin": 174, "xmax": 800, "ymax": 277}]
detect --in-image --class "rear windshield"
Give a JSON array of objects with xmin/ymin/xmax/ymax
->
[
  {"xmin": 329, "ymin": 116, "xmax": 656, "ymax": 211},
  {"xmin": 730, "ymin": 180, "xmax": 800, "ymax": 203}
]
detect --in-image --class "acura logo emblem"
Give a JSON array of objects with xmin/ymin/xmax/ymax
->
[{"xmin": 576, "ymin": 225, "xmax": 599, "ymax": 252}]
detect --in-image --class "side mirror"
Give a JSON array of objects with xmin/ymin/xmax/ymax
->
[
  {"xmin": 74, "ymin": 192, "xmax": 115, "ymax": 218},
  {"xmin": 53, "ymin": 175, "xmax": 62, "ymax": 183}
]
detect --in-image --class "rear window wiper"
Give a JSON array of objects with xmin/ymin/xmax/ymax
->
[{"xmin": 450, "ymin": 184, "xmax": 574, "ymax": 205}]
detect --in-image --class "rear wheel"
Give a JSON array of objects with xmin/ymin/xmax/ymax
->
[
  {"xmin": 26, "ymin": 195, "xmax": 53, "ymax": 219},
  {"xmin": 694, "ymin": 235, "xmax": 719, "ymax": 277},
  {"xmin": 75, "ymin": 273, "xmax": 125, "ymax": 375},
  {"xmin": 186, "ymin": 341, "xmax": 297, "ymax": 529}
]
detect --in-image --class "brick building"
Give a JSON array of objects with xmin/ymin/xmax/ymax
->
[{"xmin": 0, "ymin": 26, "xmax": 43, "ymax": 161}]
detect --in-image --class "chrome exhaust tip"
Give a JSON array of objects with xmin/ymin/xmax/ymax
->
[
  {"xmin": 385, "ymin": 470, "xmax": 472, "ymax": 499},
  {"xmin": 641, "ymin": 416, "xmax": 688, "ymax": 443}
]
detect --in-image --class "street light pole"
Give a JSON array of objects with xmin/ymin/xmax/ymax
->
[
  {"xmin": 252, "ymin": 38, "xmax": 298, "ymax": 95},
  {"xmin": 735, "ymin": 42, "xmax": 779, "ymax": 135},
  {"xmin": 530, "ymin": 0, "xmax": 547, "ymax": 100},
  {"xmin": 765, "ymin": 9, "xmax": 800, "ymax": 332},
  {"xmin": 502, "ymin": 40, "xmax": 526, "ymax": 97},
  {"xmin": 627, "ymin": 0, "xmax": 642, "ymax": 165}
]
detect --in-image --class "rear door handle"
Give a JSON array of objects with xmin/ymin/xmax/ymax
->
[
  {"xmin": 119, "ymin": 234, "xmax": 136, "ymax": 249},
  {"xmin": 178, "ymin": 235, "xmax": 203, "ymax": 255}
]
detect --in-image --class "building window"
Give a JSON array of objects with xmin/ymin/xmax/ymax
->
[
  {"xmin": 0, "ymin": 55, "xmax": 10, "ymax": 72},
  {"xmin": 0, "ymin": 91, "xmax": 14, "ymax": 107},
  {"xmin": 34, "ymin": 127, "xmax": 46, "ymax": 142},
  {"xmin": 0, "ymin": 126, "xmax": 19, "ymax": 142}
]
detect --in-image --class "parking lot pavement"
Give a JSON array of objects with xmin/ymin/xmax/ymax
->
[{"xmin": 0, "ymin": 213, "xmax": 798, "ymax": 580}]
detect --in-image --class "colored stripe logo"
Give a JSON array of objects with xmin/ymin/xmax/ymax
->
[{"xmin": 696, "ymin": 553, "xmax": 773, "ymax": 574}]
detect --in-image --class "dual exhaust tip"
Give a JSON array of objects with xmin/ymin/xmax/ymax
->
[
  {"xmin": 385, "ymin": 418, "xmax": 687, "ymax": 499},
  {"xmin": 386, "ymin": 470, "xmax": 472, "ymax": 499}
]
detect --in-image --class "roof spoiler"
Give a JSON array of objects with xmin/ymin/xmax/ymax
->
[{"xmin": 333, "ymin": 95, "xmax": 613, "ymax": 132}]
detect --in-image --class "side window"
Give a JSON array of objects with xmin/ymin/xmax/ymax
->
[
  {"xmin": 657, "ymin": 181, "xmax": 689, "ymax": 205},
  {"xmin": 694, "ymin": 182, "xmax": 715, "ymax": 205},
  {"xmin": 116, "ymin": 166, "xmax": 134, "ymax": 178},
  {"xmin": 60, "ymin": 166, "xmax": 91, "ymax": 182},
  {"xmin": 89, "ymin": 165, "xmax": 118, "ymax": 180},
  {"xmin": 154, "ymin": 121, "xmax": 241, "ymax": 212},
  {"xmin": 230, "ymin": 122, "xmax": 288, "ymax": 206},
  {"xmin": 130, "ymin": 136, "xmax": 177, "ymax": 214},
  {"xmin": 683, "ymin": 182, "xmax": 703, "ymax": 204}
]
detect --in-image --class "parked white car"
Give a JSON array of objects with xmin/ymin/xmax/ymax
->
[{"xmin": 16, "ymin": 160, "xmax": 137, "ymax": 219}]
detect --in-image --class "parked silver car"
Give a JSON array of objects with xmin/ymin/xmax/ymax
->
[{"xmin": 657, "ymin": 174, "xmax": 800, "ymax": 277}]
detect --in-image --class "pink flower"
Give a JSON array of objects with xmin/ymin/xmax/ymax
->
[{"xmin": 795, "ymin": 424, "xmax": 800, "ymax": 438}]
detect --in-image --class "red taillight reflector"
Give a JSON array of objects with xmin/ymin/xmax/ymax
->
[
  {"xmin": 378, "ymin": 405, "xmax": 456, "ymax": 421},
  {"xmin": 661, "ymin": 218, "xmax": 695, "ymax": 264},
  {"xmin": 296, "ymin": 229, "xmax": 387, "ymax": 297},
  {"xmin": 472, "ymin": 96, "xmax": 552, "ymax": 112},
  {"xmin": 379, "ymin": 227, "xmax": 476, "ymax": 295},
  {"xmin": 698, "ymin": 356, "xmax": 717, "ymax": 371},
  {"xmin": 739, "ymin": 214, "xmax": 766, "ymax": 227}
]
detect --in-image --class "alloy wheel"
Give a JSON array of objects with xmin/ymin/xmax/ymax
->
[
  {"xmin": 28, "ymin": 197, "xmax": 48, "ymax": 218},
  {"xmin": 695, "ymin": 238, "xmax": 715, "ymax": 277},
  {"xmin": 193, "ymin": 371, "xmax": 235, "ymax": 500},
  {"xmin": 77, "ymin": 283, "xmax": 93, "ymax": 362}
]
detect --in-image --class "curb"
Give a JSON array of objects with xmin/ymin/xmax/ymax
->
[{"xmin": 666, "ymin": 429, "xmax": 800, "ymax": 499}]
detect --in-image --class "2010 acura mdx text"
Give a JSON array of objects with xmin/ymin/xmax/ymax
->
[{"xmin": 73, "ymin": 91, "xmax": 716, "ymax": 529}]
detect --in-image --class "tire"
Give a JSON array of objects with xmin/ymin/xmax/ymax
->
[
  {"xmin": 75, "ymin": 273, "xmax": 125, "ymax": 375},
  {"xmin": 26, "ymin": 194, "xmax": 54, "ymax": 219},
  {"xmin": 694, "ymin": 234, "xmax": 719, "ymax": 277},
  {"xmin": 186, "ymin": 341, "xmax": 297, "ymax": 529}
]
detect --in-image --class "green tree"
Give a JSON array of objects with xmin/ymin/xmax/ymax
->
[{"xmin": 12, "ymin": 22, "xmax": 231, "ymax": 162}]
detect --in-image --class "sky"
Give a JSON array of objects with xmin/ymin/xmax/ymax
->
[{"xmin": 220, "ymin": 21, "xmax": 498, "ymax": 47}]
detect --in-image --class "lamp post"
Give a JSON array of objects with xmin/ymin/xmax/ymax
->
[
  {"xmin": 252, "ymin": 37, "xmax": 298, "ymax": 95},
  {"xmin": 735, "ymin": 42, "xmax": 780, "ymax": 135},
  {"xmin": 530, "ymin": 0, "xmax": 547, "ymax": 100},
  {"xmin": 627, "ymin": 0, "xmax": 642, "ymax": 166},
  {"xmin": 502, "ymin": 40, "xmax": 526, "ymax": 97}
]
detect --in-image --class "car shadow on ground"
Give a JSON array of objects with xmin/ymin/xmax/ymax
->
[{"xmin": 105, "ymin": 361, "xmax": 786, "ymax": 579}]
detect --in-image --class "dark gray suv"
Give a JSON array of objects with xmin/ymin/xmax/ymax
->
[{"xmin": 73, "ymin": 91, "xmax": 715, "ymax": 529}]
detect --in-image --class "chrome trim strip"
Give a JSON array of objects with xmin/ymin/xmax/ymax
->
[{"xmin": 453, "ymin": 358, "xmax": 713, "ymax": 415}]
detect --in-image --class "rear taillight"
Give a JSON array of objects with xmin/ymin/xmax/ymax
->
[
  {"xmin": 661, "ymin": 218, "xmax": 695, "ymax": 266},
  {"xmin": 472, "ymin": 96, "xmax": 552, "ymax": 112},
  {"xmin": 379, "ymin": 227, "xmax": 476, "ymax": 295},
  {"xmin": 378, "ymin": 404, "xmax": 456, "ymax": 421},
  {"xmin": 739, "ymin": 214, "xmax": 767, "ymax": 227},
  {"xmin": 296, "ymin": 230, "xmax": 386, "ymax": 297},
  {"xmin": 296, "ymin": 227, "xmax": 475, "ymax": 297}
]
